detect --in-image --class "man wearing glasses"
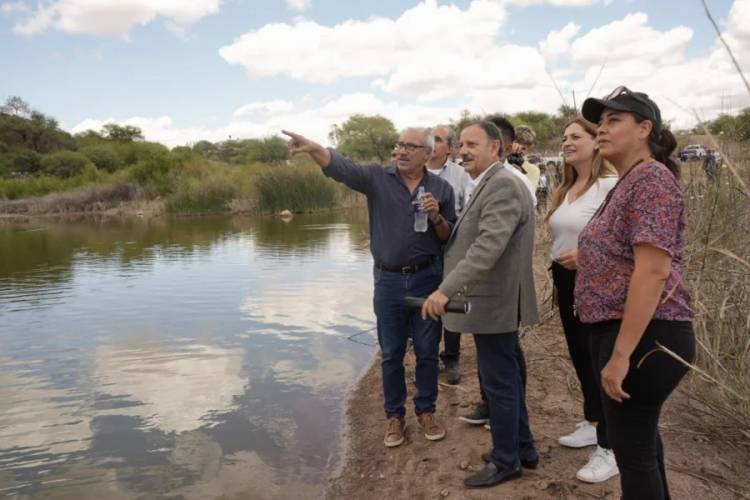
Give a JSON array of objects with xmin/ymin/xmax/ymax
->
[{"xmin": 283, "ymin": 127, "xmax": 457, "ymax": 449}]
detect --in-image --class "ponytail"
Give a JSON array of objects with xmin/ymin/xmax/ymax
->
[{"xmin": 634, "ymin": 116, "xmax": 681, "ymax": 178}]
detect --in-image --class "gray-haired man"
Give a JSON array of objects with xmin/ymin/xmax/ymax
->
[
  {"xmin": 427, "ymin": 125, "xmax": 471, "ymax": 385},
  {"xmin": 283, "ymin": 127, "xmax": 457, "ymax": 449}
]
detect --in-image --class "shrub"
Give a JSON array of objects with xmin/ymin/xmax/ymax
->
[
  {"xmin": 81, "ymin": 145, "xmax": 123, "ymax": 172},
  {"xmin": 0, "ymin": 151, "xmax": 42, "ymax": 176},
  {"xmin": 40, "ymin": 151, "xmax": 93, "ymax": 178},
  {"xmin": 0, "ymin": 175, "xmax": 67, "ymax": 199},
  {"xmin": 116, "ymin": 141, "xmax": 169, "ymax": 166},
  {"xmin": 125, "ymin": 153, "xmax": 176, "ymax": 195},
  {"xmin": 235, "ymin": 137, "xmax": 289, "ymax": 164}
]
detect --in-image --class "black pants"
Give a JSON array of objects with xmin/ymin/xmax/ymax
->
[
  {"xmin": 474, "ymin": 332, "xmax": 536, "ymax": 469},
  {"xmin": 479, "ymin": 341, "xmax": 527, "ymax": 400},
  {"xmin": 551, "ymin": 262, "xmax": 607, "ymax": 447},
  {"xmin": 590, "ymin": 319, "xmax": 695, "ymax": 500},
  {"xmin": 440, "ymin": 328, "xmax": 461, "ymax": 364}
]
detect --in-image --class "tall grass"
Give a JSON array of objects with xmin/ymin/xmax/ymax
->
[
  {"xmin": 254, "ymin": 165, "xmax": 338, "ymax": 213},
  {"xmin": 679, "ymin": 152, "xmax": 750, "ymax": 446},
  {"xmin": 165, "ymin": 160, "xmax": 258, "ymax": 213}
]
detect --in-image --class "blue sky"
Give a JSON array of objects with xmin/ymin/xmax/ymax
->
[{"xmin": 0, "ymin": 0, "xmax": 746, "ymax": 146}]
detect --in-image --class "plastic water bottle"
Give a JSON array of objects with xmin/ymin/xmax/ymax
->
[{"xmin": 414, "ymin": 186, "xmax": 428, "ymax": 232}]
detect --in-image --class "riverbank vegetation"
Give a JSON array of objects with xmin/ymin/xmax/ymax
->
[{"xmin": 0, "ymin": 96, "xmax": 347, "ymax": 215}]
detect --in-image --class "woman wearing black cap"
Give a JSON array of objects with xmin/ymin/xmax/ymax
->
[{"xmin": 575, "ymin": 86, "xmax": 696, "ymax": 500}]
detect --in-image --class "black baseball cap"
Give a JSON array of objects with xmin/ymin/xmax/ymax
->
[{"xmin": 582, "ymin": 86, "xmax": 662, "ymax": 131}]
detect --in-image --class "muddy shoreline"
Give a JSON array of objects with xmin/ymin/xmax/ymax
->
[{"xmin": 328, "ymin": 249, "xmax": 750, "ymax": 499}]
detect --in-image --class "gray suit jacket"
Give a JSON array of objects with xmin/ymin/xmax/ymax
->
[{"xmin": 440, "ymin": 162, "xmax": 539, "ymax": 334}]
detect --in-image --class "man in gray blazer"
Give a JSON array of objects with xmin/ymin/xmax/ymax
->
[{"xmin": 422, "ymin": 121, "xmax": 539, "ymax": 488}]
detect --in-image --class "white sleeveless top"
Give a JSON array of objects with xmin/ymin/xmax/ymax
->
[{"xmin": 549, "ymin": 176, "xmax": 618, "ymax": 260}]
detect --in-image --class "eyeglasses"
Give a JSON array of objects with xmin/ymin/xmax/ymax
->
[
  {"xmin": 395, "ymin": 142, "xmax": 426, "ymax": 153},
  {"xmin": 604, "ymin": 85, "xmax": 658, "ymax": 119}
]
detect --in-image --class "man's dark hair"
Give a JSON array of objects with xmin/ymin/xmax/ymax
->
[
  {"xmin": 463, "ymin": 121, "xmax": 504, "ymax": 155},
  {"xmin": 485, "ymin": 114, "xmax": 515, "ymax": 147}
]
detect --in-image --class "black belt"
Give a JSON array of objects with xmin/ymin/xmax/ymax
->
[{"xmin": 375, "ymin": 257, "xmax": 436, "ymax": 274}]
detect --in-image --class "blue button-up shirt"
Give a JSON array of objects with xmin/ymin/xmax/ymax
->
[{"xmin": 324, "ymin": 149, "xmax": 456, "ymax": 268}]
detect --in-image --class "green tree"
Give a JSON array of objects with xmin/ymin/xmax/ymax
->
[
  {"xmin": 510, "ymin": 111, "xmax": 558, "ymax": 149},
  {"xmin": 0, "ymin": 96, "xmax": 31, "ymax": 117},
  {"xmin": 192, "ymin": 140, "xmax": 218, "ymax": 159},
  {"xmin": 102, "ymin": 123, "xmax": 144, "ymax": 142},
  {"xmin": 0, "ymin": 112, "xmax": 76, "ymax": 154},
  {"xmin": 329, "ymin": 114, "xmax": 398, "ymax": 162},
  {"xmin": 127, "ymin": 153, "xmax": 176, "ymax": 195},
  {"xmin": 450, "ymin": 109, "xmax": 483, "ymax": 135},
  {"xmin": 81, "ymin": 146, "xmax": 123, "ymax": 172},
  {"xmin": 41, "ymin": 151, "xmax": 94, "ymax": 178},
  {"xmin": 115, "ymin": 141, "xmax": 168, "ymax": 166},
  {"xmin": 236, "ymin": 136, "xmax": 289, "ymax": 164},
  {"xmin": 0, "ymin": 151, "xmax": 42, "ymax": 177}
]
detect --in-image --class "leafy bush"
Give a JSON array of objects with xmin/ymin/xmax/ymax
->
[
  {"xmin": 116, "ymin": 141, "xmax": 169, "ymax": 166},
  {"xmin": 125, "ymin": 153, "xmax": 176, "ymax": 195},
  {"xmin": 235, "ymin": 137, "xmax": 289, "ymax": 164},
  {"xmin": 0, "ymin": 151, "xmax": 42, "ymax": 176},
  {"xmin": 0, "ymin": 175, "xmax": 68, "ymax": 199},
  {"xmin": 41, "ymin": 151, "xmax": 93, "ymax": 178},
  {"xmin": 81, "ymin": 146, "xmax": 122, "ymax": 172}
]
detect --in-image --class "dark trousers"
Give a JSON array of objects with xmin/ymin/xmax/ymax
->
[
  {"xmin": 373, "ymin": 261, "xmax": 443, "ymax": 418},
  {"xmin": 590, "ymin": 320, "xmax": 695, "ymax": 500},
  {"xmin": 440, "ymin": 329, "xmax": 461, "ymax": 363},
  {"xmin": 551, "ymin": 262, "xmax": 607, "ymax": 447},
  {"xmin": 478, "ymin": 342, "xmax": 527, "ymax": 400},
  {"xmin": 474, "ymin": 332, "xmax": 536, "ymax": 470}
]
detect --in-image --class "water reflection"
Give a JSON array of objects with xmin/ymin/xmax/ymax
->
[
  {"xmin": 0, "ymin": 211, "xmax": 375, "ymax": 498},
  {"xmin": 93, "ymin": 343, "xmax": 246, "ymax": 434}
]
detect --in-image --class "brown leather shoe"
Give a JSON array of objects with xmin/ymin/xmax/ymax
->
[
  {"xmin": 418, "ymin": 412, "xmax": 446, "ymax": 441},
  {"xmin": 384, "ymin": 417, "xmax": 405, "ymax": 448}
]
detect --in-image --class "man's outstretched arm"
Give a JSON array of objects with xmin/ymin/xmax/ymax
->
[{"xmin": 283, "ymin": 130, "xmax": 331, "ymax": 168}]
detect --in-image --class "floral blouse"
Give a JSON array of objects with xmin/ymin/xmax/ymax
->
[{"xmin": 575, "ymin": 160, "xmax": 694, "ymax": 324}]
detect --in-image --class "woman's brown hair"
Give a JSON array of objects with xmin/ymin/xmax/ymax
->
[{"xmin": 545, "ymin": 117, "xmax": 617, "ymax": 221}]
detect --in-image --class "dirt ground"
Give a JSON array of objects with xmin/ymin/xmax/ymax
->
[{"xmin": 328, "ymin": 249, "xmax": 750, "ymax": 499}]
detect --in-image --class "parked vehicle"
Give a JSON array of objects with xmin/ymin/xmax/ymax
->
[
  {"xmin": 678, "ymin": 144, "xmax": 708, "ymax": 161},
  {"xmin": 526, "ymin": 154, "xmax": 542, "ymax": 165}
]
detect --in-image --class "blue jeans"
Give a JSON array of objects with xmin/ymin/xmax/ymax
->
[
  {"xmin": 474, "ymin": 332, "xmax": 537, "ymax": 470},
  {"xmin": 373, "ymin": 261, "xmax": 442, "ymax": 418}
]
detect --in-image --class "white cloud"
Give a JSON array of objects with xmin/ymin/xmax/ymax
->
[
  {"xmin": 561, "ymin": 8, "xmax": 750, "ymax": 128},
  {"xmin": 503, "ymin": 0, "xmax": 612, "ymax": 5},
  {"xmin": 13, "ymin": 0, "xmax": 221, "ymax": 37},
  {"xmin": 219, "ymin": 0, "xmax": 507, "ymax": 85},
  {"xmin": 286, "ymin": 0, "xmax": 310, "ymax": 12},
  {"xmin": 233, "ymin": 99, "xmax": 294, "ymax": 117},
  {"xmin": 69, "ymin": 93, "xmax": 463, "ymax": 148},
  {"xmin": 0, "ymin": 1, "xmax": 27, "ymax": 15},
  {"xmin": 67, "ymin": 0, "xmax": 750, "ymax": 148},
  {"xmin": 539, "ymin": 22, "xmax": 580, "ymax": 65},
  {"xmin": 569, "ymin": 13, "xmax": 693, "ymax": 66},
  {"xmin": 723, "ymin": 0, "xmax": 750, "ymax": 63}
]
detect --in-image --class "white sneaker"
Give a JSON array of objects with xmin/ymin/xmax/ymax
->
[
  {"xmin": 558, "ymin": 420, "xmax": 597, "ymax": 448},
  {"xmin": 576, "ymin": 446, "xmax": 619, "ymax": 483}
]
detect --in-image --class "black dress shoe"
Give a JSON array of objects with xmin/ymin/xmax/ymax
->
[
  {"xmin": 481, "ymin": 451, "xmax": 539, "ymax": 469},
  {"xmin": 464, "ymin": 462, "xmax": 522, "ymax": 488}
]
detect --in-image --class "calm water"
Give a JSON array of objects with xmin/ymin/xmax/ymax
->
[{"xmin": 0, "ymin": 211, "xmax": 376, "ymax": 499}]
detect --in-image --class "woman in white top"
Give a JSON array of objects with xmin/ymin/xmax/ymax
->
[{"xmin": 547, "ymin": 117, "xmax": 618, "ymax": 483}]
